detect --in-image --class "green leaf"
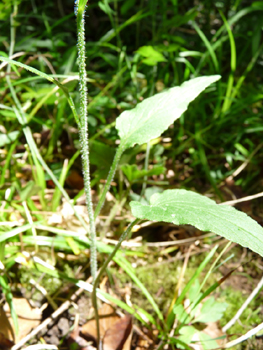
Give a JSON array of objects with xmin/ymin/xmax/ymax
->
[
  {"xmin": 66, "ymin": 237, "xmax": 81, "ymax": 255},
  {"xmin": 0, "ymin": 131, "xmax": 19, "ymax": 147},
  {"xmin": 121, "ymin": 164, "xmax": 165, "ymax": 183},
  {"xmin": 194, "ymin": 297, "xmax": 228, "ymax": 323},
  {"xmin": 89, "ymin": 141, "xmax": 115, "ymax": 168},
  {"xmin": 173, "ymin": 304, "xmax": 191, "ymax": 323},
  {"xmin": 130, "ymin": 189, "xmax": 263, "ymax": 257},
  {"xmin": 116, "ymin": 76, "xmax": 221, "ymax": 150},
  {"xmin": 136, "ymin": 45, "xmax": 167, "ymax": 66},
  {"xmin": 0, "ymin": 223, "xmax": 34, "ymax": 242},
  {"xmin": 197, "ymin": 332, "xmax": 219, "ymax": 350},
  {"xmin": 188, "ymin": 279, "xmax": 201, "ymax": 303},
  {"xmin": 114, "ymin": 256, "xmax": 163, "ymax": 322},
  {"xmin": 130, "ymin": 186, "xmax": 163, "ymax": 205},
  {"xmin": 121, "ymin": 0, "xmax": 136, "ymax": 15},
  {"xmin": 0, "ymin": 56, "xmax": 60, "ymax": 85},
  {"xmin": 177, "ymin": 326, "xmax": 197, "ymax": 349},
  {"xmin": 155, "ymin": 43, "xmax": 180, "ymax": 53},
  {"xmin": 98, "ymin": 1, "xmax": 115, "ymax": 15},
  {"xmin": 19, "ymin": 180, "xmax": 42, "ymax": 201},
  {"xmin": 252, "ymin": 1, "xmax": 263, "ymax": 9},
  {"xmin": 0, "ymin": 56, "xmax": 80, "ymax": 126}
]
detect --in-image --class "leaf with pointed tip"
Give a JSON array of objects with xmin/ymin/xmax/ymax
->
[
  {"xmin": 116, "ymin": 75, "xmax": 221, "ymax": 150},
  {"xmin": 130, "ymin": 189, "xmax": 263, "ymax": 257}
]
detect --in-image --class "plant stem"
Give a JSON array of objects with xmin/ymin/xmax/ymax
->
[
  {"xmin": 140, "ymin": 65, "xmax": 156, "ymax": 198},
  {"xmin": 141, "ymin": 141, "xmax": 151, "ymax": 198},
  {"xmin": 76, "ymin": 1, "xmax": 97, "ymax": 280},
  {"xmin": 92, "ymin": 218, "xmax": 140, "ymax": 347},
  {"xmin": 199, "ymin": 240, "xmax": 232, "ymax": 291},
  {"xmin": 94, "ymin": 144, "xmax": 124, "ymax": 219}
]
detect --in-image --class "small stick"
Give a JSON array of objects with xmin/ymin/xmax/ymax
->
[
  {"xmin": 223, "ymin": 321, "xmax": 263, "ymax": 348},
  {"xmin": 220, "ymin": 191, "xmax": 263, "ymax": 206},
  {"xmin": 104, "ymin": 232, "xmax": 215, "ymax": 247},
  {"xmin": 11, "ymin": 278, "xmax": 91, "ymax": 350},
  {"xmin": 225, "ymin": 142, "xmax": 263, "ymax": 181},
  {"xmin": 21, "ymin": 345, "xmax": 57, "ymax": 350},
  {"xmin": 222, "ymin": 274, "xmax": 263, "ymax": 332}
]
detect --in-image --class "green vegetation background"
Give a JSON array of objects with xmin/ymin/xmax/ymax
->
[
  {"xmin": 1, "ymin": 0, "xmax": 263, "ymax": 349},
  {"xmin": 1, "ymin": 0, "xmax": 263, "ymax": 197}
]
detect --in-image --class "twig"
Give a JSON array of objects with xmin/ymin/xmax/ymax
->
[
  {"xmin": 29, "ymin": 279, "xmax": 58, "ymax": 310},
  {"xmin": 226, "ymin": 142, "xmax": 263, "ymax": 181},
  {"xmin": 0, "ymin": 51, "xmax": 26, "ymax": 70},
  {"xmin": 222, "ymin": 274, "xmax": 263, "ymax": 332},
  {"xmin": 220, "ymin": 191, "xmax": 263, "ymax": 206},
  {"xmin": 11, "ymin": 278, "xmax": 92, "ymax": 350},
  {"xmin": 223, "ymin": 322, "xmax": 263, "ymax": 348},
  {"xmin": 22, "ymin": 346, "xmax": 57, "ymax": 350},
  {"xmin": 103, "ymin": 232, "xmax": 215, "ymax": 247},
  {"xmin": 22, "ymin": 201, "xmax": 37, "ymax": 252}
]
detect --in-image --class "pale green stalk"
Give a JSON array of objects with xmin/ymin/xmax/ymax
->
[
  {"xmin": 92, "ymin": 219, "xmax": 140, "ymax": 348},
  {"xmin": 94, "ymin": 144, "xmax": 125, "ymax": 218},
  {"xmin": 5, "ymin": 2, "xmax": 19, "ymax": 335},
  {"xmin": 141, "ymin": 141, "xmax": 151, "ymax": 198},
  {"xmin": 76, "ymin": 0, "xmax": 97, "ymax": 280},
  {"xmin": 220, "ymin": 10, "xmax": 236, "ymax": 114},
  {"xmin": 191, "ymin": 21, "xmax": 219, "ymax": 72},
  {"xmin": 199, "ymin": 240, "xmax": 232, "ymax": 291},
  {"xmin": 140, "ymin": 66, "xmax": 156, "ymax": 198},
  {"xmin": 0, "ymin": 139, "xmax": 18, "ymax": 186}
]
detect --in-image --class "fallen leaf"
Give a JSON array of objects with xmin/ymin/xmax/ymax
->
[
  {"xmin": 82, "ymin": 304, "xmax": 119, "ymax": 341},
  {"xmin": 81, "ymin": 304, "xmax": 132, "ymax": 350},
  {"xmin": 0, "ymin": 332, "xmax": 14, "ymax": 350},
  {"xmin": 203, "ymin": 321, "xmax": 226, "ymax": 347},
  {"xmin": 3, "ymin": 297, "xmax": 42, "ymax": 343},
  {"xmin": 103, "ymin": 315, "xmax": 132, "ymax": 350},
  {"xmin": 0, "ymin": 306, "xmax": 15, "ymax": 342},
  {"xmin": 68, "ymin": 324, "xmax": 96, "ymax": 350}
]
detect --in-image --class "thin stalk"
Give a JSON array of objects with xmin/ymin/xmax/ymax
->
[
  {"xmin": 94, "ymin": 144, "xmax": 124, "ymax": 219},
  {"xmin": 92, "ymin": 219, "xmax": 140, "ymax": 348},
  {"xmin": 141, "ymin": 141, "xmax": 151, "ymax": 198},
  {"xmin": 90, "ymin": 121, "xmax": 116, "ymax": 141},
  {"xmin": 76, "ymin": 1, "xmax": 97, "ymax": 280},
  {"xmin": 200, "ymin": 240, "xmax": 232, "ymax": 290},
  {"xmin": 5, "ymin": 3, "xmax": 19, "ymax": 335},
  {"xmin": 101, "ymin": 196, "xmax": 127, "ymax": 237},
  {"xmin": 0, "ymin": 139, "xmax": 18, "ymax": 186},
  {"xmin": 220, "ymin": 10, "xmax": 236, "ymax": 114},
  {"xmin": 2, "ymin": 3, "xmax": 19, "ymax": 186},
  {"xmin": 8, "ymin": 3, "xmax": 17, "ymax": 58},
  {"xmin": 113, "ymin": 0, "xmax": 121, "ymax": 49},
  {"xmin": 140, "ymin": 65, "xmax": 156, "ymax": 198},
  {"xmin": 230, "ymin": 41, "xmax": 263, "ymax": 101}
]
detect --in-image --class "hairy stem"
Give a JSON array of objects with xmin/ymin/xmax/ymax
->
[{"xmin": 76, "ymin": 1, "xmax": 97, "ymax": 280}]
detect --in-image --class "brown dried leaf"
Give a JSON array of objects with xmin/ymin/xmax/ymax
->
[
  {"xmin": 81, "ymin": 304, "xmax": 132, "ymax": 350},
  {"xmin": 0, "ymin": 306, "xmax": 14, "ymax": 342},
  {"xmin": 103, "ymin": 315, "xmax": 132, "ymax": 350},
  {"xmin": 203, "ymin": 321, "xmax": 225, "ymax": 347},
  {"xmin": 0, "ymin": 332, "xmax": 14, "ymax": 350},
  {"xmin": 4, "ymin": 298, "xmax": 42, "ymax": 342},
  {"xmin": 81, "ymin": 304, "xmax": 119, "ymax": 340}
]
